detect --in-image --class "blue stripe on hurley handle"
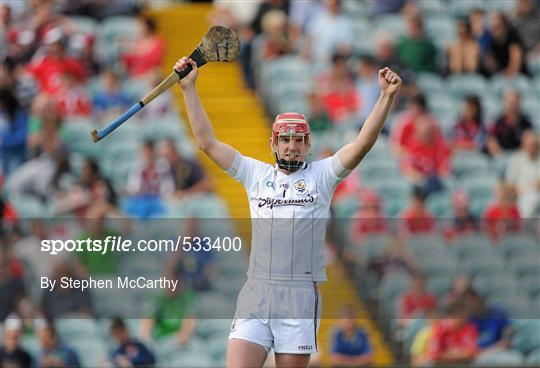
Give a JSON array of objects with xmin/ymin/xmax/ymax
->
[{"xmin": 91, "ymin": 102, "xmax": 143, "ymax": 142}]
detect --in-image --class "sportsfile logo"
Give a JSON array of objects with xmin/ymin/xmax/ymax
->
[
  {"xmin": 297, "ymin": 345, "xmax": 313, "ymax": 350},
  {"xmin": 257, "ymin": 194, "xmax": 315, "ymax": 209}
]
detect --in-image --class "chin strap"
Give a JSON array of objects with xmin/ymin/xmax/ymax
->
[{"xmin": 275, "ymin": 154, "xmax": 304, "ymax": 172}]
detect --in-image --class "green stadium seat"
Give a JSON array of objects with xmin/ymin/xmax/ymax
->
[
  {"xmin": 10, "ymin": 194, "xmax": 49, "ymax": 218},
  {"xmin": 207, "ymin": 333, "xmax": 228, "ymax": 362},
  {"xmin": 167, "ymin": 349, "xmax": 214, "ymax": 367},
  {"xmin": 474, "ymin": 350, "xmax": 524, "ymax": 366},
  {"xmin": 512, "ymin": 326, "xmax": 540, "ymax": 355},
  {"xmin": 451, "ymin": 151, "xmax": 490, "ymax": 178},
  {"xmin": 427, "ymin": 91, "xmax": 458, "ymax": 118},
  {"xmin": 426, "ymin": 190, "xmax": 452, "ymax": 218},
  {"xmin": 490, "ymin": 74, "xmax": 531, "ymax": 97},
  {"xmin": 482, "ymin": 93, "xmax": 503, "ymax": 122},
  {"xmin": 356, "ymin": 234, "xmax": 391, "ymax": 265},
  {"xmin": 420, "ymin": 256, "xmax": 458, "ymax": 278},
  {"xmin": 378, "ymin": 271, "xmax": 411, "ymax": 314},
  {"xmin": 196, "ymin": 292, "xmax": 236, "ymax": 318},
  {"xmin": 96, "ymin": 16, "xmax": 139, "ymax": 62},
  {"xmin": 488, "ymin": 293, "xmax": 531, "ymax": 318},
  {"xmin": 448, "ymin": 74, "xmax": 487, "ymax": 98},
  {"xmin": 482, "ymin": 0, "xmax": 518, "ymax": 12},
  {"xmin": 498, "ymin": 233, "xmax": 539, "ymax": 258},
  {"xmin": 56, "ymin": 319, "xmax": 100, "ymax": 341}
]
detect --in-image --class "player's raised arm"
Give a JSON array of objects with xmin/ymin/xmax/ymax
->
[
  {"xmin": 175, "ymin": 57, "xmax": 237, "ymax": 171},
  {"xmin": 336, "ymin": 67, "xmax": 402, "ymax": 170}
]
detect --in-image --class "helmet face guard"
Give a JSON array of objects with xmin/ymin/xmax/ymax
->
[{"xmin": 272, "ymin": 113, "xmax": 311, "ymax": 172}]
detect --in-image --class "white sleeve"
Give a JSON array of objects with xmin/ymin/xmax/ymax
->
[
  {"xmin": 225, "ymin": 152, "xmax": 267, "ymax": 191},
  {"xmin": 314, "ymin": 154, "xmax": 351, "ymax": 193}
]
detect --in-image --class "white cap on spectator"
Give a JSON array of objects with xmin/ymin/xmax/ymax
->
[{"xmin": 43, "ymin": 26, "xmax": 63, "ymax": 45}]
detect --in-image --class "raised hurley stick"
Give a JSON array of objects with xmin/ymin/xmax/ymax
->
[{"xmin": 90, "ymin": 25, "xmax": 240, "ymax": 142}]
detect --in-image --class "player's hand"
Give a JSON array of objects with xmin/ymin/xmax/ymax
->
[
  {"xmin": 378, "ymin": 67, "xmax": 402, "ymax": 96},
  {"xmin": 174, "ymin": 57, "xmax": 198, "ymax": 90}
]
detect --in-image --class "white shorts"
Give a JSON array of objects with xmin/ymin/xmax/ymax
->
[{"xmin": 228, "ymin": 278, "xmax": 322, "ymax": 354}]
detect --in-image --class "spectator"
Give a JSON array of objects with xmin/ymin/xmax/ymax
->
[
  {"xmin": 505, "ymin": 130, "xmax": 540, "ymax": 218},
  {"xmin": 463, "ymin": 288, "xmax": 512, "ymax": 352},
  {"xmin": 349, "ymin": 190, "xmax": 388, "ymax": 244},
  {"xmin": 396, "ymin": 13, "xmax": 437, "ymax": 73},
  {"xmin": 121, "ymin": 15, "xmax": 165, "ymax": 77},
  {"xmin": 110, "ymin": 318, "xmax": 156, "ymax": 368},
  {"xmin": 306, "ymin": 0, "xmax": 354, "ymax": 62},
  {"xmin": 426, "ymin": 301, "xmax": 478, "ymax": 366},
  {"xmin": 76, "ymin": 209, "xmax": 118, "ymax": 276},
  {"xmin": 92, "ymin": 69, "xmax": 133, "ymax": 118},
  {"xmin": 367, "ymin": 237, "xmax": 418, "ymax": 281},
  {"xmin": 140, "ymin": 273, "xmax": 197, "ymax": 346},
  {"xmin": 484, "ymin": 12, "xmax": 527, "ymax": 76},
  {"xmin": 483, "ymin": 183, "xmax": 521, "ymax": 240},
  {"xmin": 398, "ymin": 273, "xmax": 437, "ymax": 325},
  {"xmin": 410, "ymin": 309, "xmax": 440, "ymax": 367},
  {"xmin": 400, "ymin": 187, "xmax": 436, "ymax": 234},
  {"xmin": 444, "ymin": 191, "xmax": 479, "ymax": 239},
  {"xmin": 54, "ymin": 71, "xmax": 92, "ymax": 117},
  {"xmin": 255, "ymin": 10, "xmax": 291, "ymax": 62},
  {"xmin": 451, "ymin": 95, "xmax": 486, "ymax": 151},
  {"xmin": 171, "ymin": 218, "xmax": 216, "ymax": 292},
  {"xmin": 287, "ymin": 0, "xmax": 324, "ymax": 41},
  {"xmin": 0, "ymin": 87, "xmax": 28, "ymax": 176},
  {"xmin": 400, "ymin": 115, "xmax": 450, "ymax": 193},
  {"xmin": 68, "ymin": 32, "xmax": 100, "ymax": 77},
  {"xmin": 41, "ymin": 262, "xmax": 93, "ymax": 319},
  {"xmin": 370, "ymin": 0, "xmax": 406, "ymax": 16},
  {"xmin": 36, "ymin": 322, "xmax": 81, "ymax": 368},
  {"xmin": 485, "ymin": 90, "xmax": 532, "ymax": 157},
  {"xmin": 0, "ymin": 318, "xmax": 33, "ymax": 368},
  {"xmin": 26, "ymin": 27, "xmax": 86, "ymax": 94},
  {"xmin": 305, "ymin": 90, "xmax": 332, "ymax": 132},
  {"xmin": 445, "ymin": 274, "xmax": 472, "ymax": 306},
  {"xmin": 448, "ymin": 19, "xmax": 481, "ymax": 74},
  {"xmin": 0, "ymin": 247, "xmax": 25, "ymax": 322},
  {"xmin": 317, "ymin": 52, "xmax": 360, "ymax": 123},
  {"xmin": 157, "ymin": 138, "xmax": 212, "ymax": 198},
  {"xmin": 391, "ymin": 93, "xmax": 443, "ymax": 156},
  {"xmin": 355, "ymin": 55, "xmax": 380, "ymax": 120},
  {"xmin": 329, "ymin": 305, "xmax": 373, "ymax": 367},
  {"xmin": 123, "ymin": 141, "xmax": 173, "ymax": 218},
  {"xmin": 512, "ymin": 0, "xmax": 540, "ymax": 53},
  {"xmin": 469, "ymin": 8, "xmax": 492, "ymax": 54}
]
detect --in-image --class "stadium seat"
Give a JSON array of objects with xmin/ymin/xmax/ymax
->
[
  {"xmin": 425, "ymin": 14, "xmax": 457, "ymax": 49},
  {"xmin": 96, "ymin": 16, "xmax": 140, "ymax": 62},
  {"xmin": 488, "ymin": 293, "xmax": 531, "ymax": 318},
  {"xmin": 70, "ymin": 337, "xmax": 109, "ymax": 368},
  {"xmin": 356, "ymin": 234, "xmax": 391, "ymax": 265},
  {"xmin": 426, "ymin": 190, "xmax": 452, "ymax": 217},
  {"xmin": 403, "ymin": 318, "xmax": 428, "ymax": 350},
  {"xmin": 461, "ymin": 176, "xmax": 499, "ymax": 216},
  {"xmin": 462, "ymin": 255, "xmax": 505, "ymax": 277},
  {"xmin": 490, "ymin": 73, "xmax": 531, "ymax": 97},
  {"xmin": 407, "ymin": 234, "xmax": 447, "ymax": 254},
  {"xmin": 451, "ymin": 151, "xmax": 490, "ymax": 178},
  {"xmin": 482, "ymin": 0, "xmax": 517, "ymax": 13},
  {"xmin": 68, "ymin": 16, "xmax": 98, "ymax": 35},
  {"xmin": 426, "ymin": 91, "xmax": 458, "ymax": 119},
  {"xmin": 452, "ymin": 240, "xmax": 496, "ymax": 261},
  {"xmin": 416, "ymin": 73, "xmax": 444, "ymax": 93},
  {"xmin": 10, "ymin": 194, "xmax": 49, "ymax": 218},
  {"xmin": 56, "ymin": 319, "xmax": 101, "ymax": 341},
  {"xmin": 474, "ymin": 350, "xmax": 524, "ymax": 366},
  {"xmin": 426, "ymin": 274, "xmax": 452, "ymax": 297},
  {"xmin": 378, "ymin": 271, "xmax": 411, "ymax": 315},
  {"xmin": 167, "ymin": 349, "xmax": 214, "ymax": 367},
  {"xmin": 375, "ymin": 14, "xmax": 407, "ymax": 38},
  {"xmin": 512, "ymin": 326, "xmax": 540, "ymax": 355},
  {"xmin": 526, "ymin": 348, "xmax": 540, "ymax": 366},
  {"xmin": 482, "ymin": 93, "xmax": 502, "ymax": 122},
  {"xmin": 519, "ymin": 274, "xmax": 540, "ymax": 299},
  {"xmin": 448, "ymin": 74, "xmax": 487, "ymax": 98},
  {"xmin": 472, "ymin": 274, "xmax": 520, "ymax": 299},
  {"xmin": 196, "ymin": 292, "xmax": 236, "ymax": 318},
  {"xmin": 498, "ymin": 233, "xmax": 539, "ymax": 258},
  {"xmin": 196, "ymin": 319, "xmax": 232, "ymax": 340},
  {"xmin": 509, "ymin": 253, "xmax": 540, "ymax": 278},
  {"xmin": 420, "ymin": 256, "xmax": 458, "ymax": 278},
  {"xmin": 450, "ymin": 0, "xmax": 483, "ymax": 16}
]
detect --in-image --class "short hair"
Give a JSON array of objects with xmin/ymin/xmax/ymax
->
[
  {"xmin": 110, "ymin": 317, "xmax": 127, "ymax": 332},
  {"xmin": 141, "ymin": 15, "xmax": 157, "ymax": 34},
  {"xmin": 410, "ymin": 93, "xmax": 427, "ymax": 111}
]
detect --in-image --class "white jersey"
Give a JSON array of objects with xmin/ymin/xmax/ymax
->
[{"xmin": 226, "ymin": 153, "xmax": 345, "ymax": 282}]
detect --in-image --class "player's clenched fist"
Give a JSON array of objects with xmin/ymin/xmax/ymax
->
[
  {"xmin": 378, "ymin": 67, "xmax": 402, "ymax": 96},
  {"xmin": 174, "ymin": 57, "xmax": 198, "ymax": 90}
]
